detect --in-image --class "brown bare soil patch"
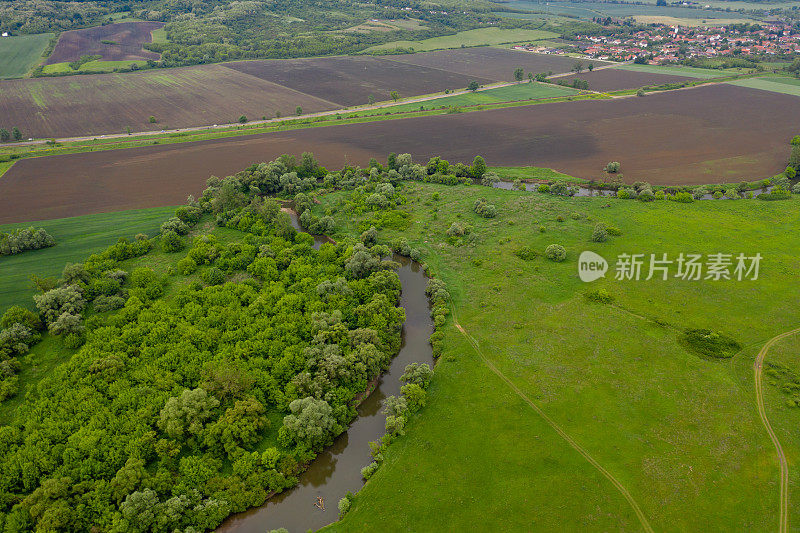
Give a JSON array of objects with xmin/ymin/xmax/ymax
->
[
  {"xmin": 223, "ymin": 56, "xmax": 492, "ymax": 107},
  {"xmin": 1, "ymin": 84, "xmax": 795, "ymax": 223},
  {"xmin": 46, "ymin": 21, "xmax": 164, "ymax": 64},
  {"xmin": 0, "ymin": 65, "xmax": 339, "ymax": 138},
  {"xmin": 556, "ymin": 68, "xmax": 696, "ymax": 91},
  {"xmin": 382, "ymin": 47, "xmax": 612, "ymax": 81}
]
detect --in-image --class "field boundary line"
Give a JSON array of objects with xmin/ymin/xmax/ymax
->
[
  {"xmin": 754, "ymin": 327, "xmax": 800, "ymax": 533},
  {"xmin": 450, "ymin": 306, "xmax": 655, "ymax": 533}
]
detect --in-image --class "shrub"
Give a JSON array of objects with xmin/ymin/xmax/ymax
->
[
  {"xmin": 654, "ymin": 190, "xmax": 665, "ymax": 200},
  {"xmin": 473, "ymin": 198, "xmax": 497, "ymax": 218},
  {"xmin": 668, "ymin": 192, "xmax": 694, "ymax": 203},
  {"xmin": 177, "ymin": 257, "xmax": 198, "ymax": 275},
  {"xmin": 63, "ymin": 332, "xmax": 85, "ymax": 349},
  {"xmin": 713, "ymin": 191, "xmax": 723, "ymax": 199},
  {"xmin": 584, "ymin": 288, "xmax": 613, "ymax": 304},
  {"xmin": 591, "ymin": 223, "xmax": 608, "ymax": 243},
  {"xmin": 161, "ymin": 217, "xmax": 190, "ymax": 236},
  {"xmin": 361, "ymin": 462, "xmax": 379, "ymax": 480},
  {"xmin": 570, "ymin": 212, "xmax": 581, "ymax": 220},
  {"xmin": 550, "ymin": 182, "xmax": 576, "ymax": 196},
  {"xmin": 680, "ymin": 328, "xmax": 741, "ymax": 359},
  {"xmin": 758, "ymin": 187, "xmax": 791, "ymax": 200},
  {"xmin": 616, "ymin": 188, "xmax": 632, "ymax": 199},
  {"xmin": 692, "ymin": 187, "xmax": 708, "ymax": 200},
  {"xmin": 513, "ymin": 246, "xmax": 539, "ymax": 260},
  {"xmin": 34, "ymin": 285, "xmax": 86, "ymax": 324},
  {"xmin": 93, "ymin": 295, "xmax": 126, "ymax": 313},
  {"xmin": 49, "ymin": 312, "xmax": 84, "ymax": 336},
  {"xmin": 161, "ymin": 231, "xmax": 185, "ymax": 253},
  {"xmin": 409, "ymin": 248, "xmax": 422, "ymax": 262},
  {"xmin": 1, "ymin": 306, "xmax": 42, "ymax": 331},
  {"xmin": 0, "ymin": 227, "xmax": 56, "ymax": 256},
  {"xmin": 606, "ymin": 226, "xmax": 622, "ymax": 236},
  {"xmin": 400, "ymin": 363, "xmax": 433, "ymax": 389},
  {"xmin": 175, "ymin": 205, "xmax": 203, "ymax": 224},
  {"xmin": 537, "ymin": 184, "xmax": 550, "ymax": 193},
  {"xmin": 556, "ymin": 215, "xmax": 565, "ymax": 222},
  {"xmin": 481, "ymin": 171, "xmax": 499, "ymax": 186},
  {"xmin": 605, "ymin": 161, "xmax": 620, "ymax": 173},
  {"xmin": 203, "ymin": 267, "xmax": 225, "ymax": 285},
  {"xmin": 793, "ymin": 183, "xmax": 800, "ymax": 194},
  {"xmin": 338, "ymin": 496, "xmax": 351, "ymax": 518},
  {"xmin": 637, "ymin": 188, "xmax": 654, "ymax": 202},
  {"xmin": 361, "ymin": 226, "xmax": 378, "ymax": 246},
  {"xmin": 545, "ymin": 244, "xmax": 566, "ymax": 262}
]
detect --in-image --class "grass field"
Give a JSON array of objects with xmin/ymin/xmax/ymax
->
[
  {"xmin": 632, "ymin": 15, "xmax": 762, "ymax": 26},
  {"xmin": 501, "ymin": 0, "xmax": 752, "ymax": 20},
  {"xmin": 729, "ymin": 76, "xmax": 800, "ymax": 97},
  {"xmin": 0, "ymin": 206, "xmax": 175, "ymax": 314},
  {"xmin": 0, "ymin": 33, "xmax": 53, "ymax": 79},
  {"xmin": 315, "ymin": 183, "xmax": 800, "ymax": 531},
  {"xmin": 364, "ymin": 28, "xmax": 557, "ymax": 52},
  {"xmin": 375, "ymin": 82, "xmax": 580, "ymax": 112},
  {"xmin": 41, "ymin": 59, "xmax": 149, "ymax": 74},
  {"xmin": 614, "ymin": 63, "xmax": 728, "ymax": 79}
]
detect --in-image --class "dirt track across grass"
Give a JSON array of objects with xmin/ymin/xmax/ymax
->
[
  {"xmin": 1, "ymin": 83, "xmax": 796, "ymax": 223},
  {"xmin": 46, "ymin": 21, "xmax": 164, "ymax": 64}
]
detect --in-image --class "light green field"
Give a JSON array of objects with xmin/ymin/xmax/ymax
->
[
  {"xmin": 728, "ymin": 76, "xmax": 800, "ymax": 97},
  {"xmin": 364, "ymin": 28, "xmax": 558, "ymax": 52},
  {"xmin": 615, "ymin": 62, "xmax": 727, "ymax": 78},
  {"xmin": 633, "ymin": 15, "xmax": 762, "ymax": 25},
  {"xmin": 317, "ymin": 183, "xmax": 800, "ymax": 531},
  {"xmin": 42, "ymin": 59, "xmax": 148, "ymax": 74},
  {"xmin": 0, "ymin": 206, "xmax": 176, "ymax": 314},
  {"xmin": 377, "ymin": 82, "xmax": 579, "ymax": 112},
  {"xmin": 0, "ymin": 33, "xmax": 53, "ymax": 79},
  {"xmin": 150, "ymin": 27, "xmax": 168, "ymax": 44}
]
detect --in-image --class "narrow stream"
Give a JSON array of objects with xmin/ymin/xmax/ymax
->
[{"xmin": 218, "ymin": 210, "xmax": 434, "ymax": 533}]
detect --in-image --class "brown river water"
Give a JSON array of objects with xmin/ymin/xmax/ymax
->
[{"xmin": 218, "ymin": 211, "xmax": 434, "ymax": 532}]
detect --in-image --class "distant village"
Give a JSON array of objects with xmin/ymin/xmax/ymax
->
[{"xmin": 515, "ymin": 21, "xmax": 800, "ymax": 64}]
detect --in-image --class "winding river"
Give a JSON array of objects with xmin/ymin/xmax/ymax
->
[{"xmin": 218, "ymin": 211, "xmax": 434, "ymax": 532}]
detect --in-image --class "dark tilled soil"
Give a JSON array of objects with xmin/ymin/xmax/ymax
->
[
  {"xmin": 46, "ymin": 21, "xmax": 164, "ymax": 64},
  {"xmin": 556, "ymin": 68, "xmax": 697, "ymax": 92},
  {"xmin": 1, "ymin": 84, "xmax": 795, "ymax": 223}
]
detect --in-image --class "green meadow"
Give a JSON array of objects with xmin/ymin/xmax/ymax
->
[
  {"xmin": 0, "ymin": 206, "xmax": 175, "ymax": 314},
  {"xmin": 0, "ymin": 33, "xmax": 53, "ymax": 79},
  {"xmin": 615, "ymin": 62, "xmax": 728, "ymax": 79},
  {"xmin": 364, "ymin": 28, "xmax": 557, "ymax": 52},
  {"xmin": 728, "ymin": 76, "xmax": 800, "ymax": 98},
  {"xmin": 315, "ymin": 182, "xmax": 800, "ymax": 531}
]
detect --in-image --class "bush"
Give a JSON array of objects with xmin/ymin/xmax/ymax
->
[
  {"xmin": 545, "ymin": 244, "xmax": 566, "ymax": 262},
  {"xmin": 1, "ymin": 306, "xmax": 42, "ymax": 331},
  {"xmin": 758, "ymin": 187, "xmax": 791, "ymax": 200},
  {"xmin": 591, "ymin": 223, "xmax": 608, "ymax": 243},
  {"xmin": 680, "ymin": 328, "xmax": 741, "ymax": 359},
  {"xmin": 513, "ymin": 246, "xmax": 539, "ymax": 260},
  {"xmin": 177, "ymin": 257, "xmax": 198, "ymax": 275},
  {"xmin": 0, "ymin": 227, "xmax": 56, "ymax": 256},
  {"xmin": 338, "ymin": 496, "xmax": 351, "ymax": 518},
  {"xmin": 203, "ymin": 267, "xmax": 225, "ymax": 285},
  {"xmin": 605, "ymin": 161, "xmax": 620, "ymax": 173},
  {"xmin": 93, "ymin": 295, "xmax": 126, "ymax": 313},
  {"xmin": 400, "ymin": 362, "xmax": 433, "ymax": 389},
  {"xmin": 584, "ymin": 288, "xmax": 613, "ymax": 304},
  {"xmin": 537, "ymin": 184, "xmax": 550, "ymax": 193},
  {"xmin": 668, "ymin": 192, "xmax": 694, "ymax": 203},
  {"xmin": 34, "ymin": 285, "xmax": 86, "ymax": 324},
  {"xmin": 654, "ymin": 190, "xmax": 665, "ymax": 200},
  {"xmin": 606, "ymin": 226, "xmax": 622, "ymax": 236},
  {"xmin": 637, "ymin": 188, "xmax": 654, "ymax": 202},
  {"xmin": 161, "ymin": 231, "xmax": 185, "ymax": 253},
  {"xmin": 473, "ymin": 198, "xmax": 497, "ymax": 218},
  {"xmin": 361, "ymin": 461, "xmax": 379, "ymax": 480},
  {"xmin": 49, "ymin": 312, "xmax": 84, "ymax": 336},
  {"xmin": 161, "ymin": 217, "xmax": 189, "ymax": 236}
]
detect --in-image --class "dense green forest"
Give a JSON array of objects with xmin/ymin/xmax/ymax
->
[
  {"xmin": 0, "ymin": 0, "xmax": 589, "ymax": 65},
  {"xmin": 0, "ymin": 153, "xmax": 439, "ymax": 531}
]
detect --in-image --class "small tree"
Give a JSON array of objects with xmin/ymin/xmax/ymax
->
[
  {"xmin": 295, "ymin": 106, "xmax": 303, "ymax": 116},
  {"xmin": 12, "ymin": 127, "xmax": 22, "ymax": 141},
  {"xmin": 527, "ymin": 72, "xmax": 533, "ymax": 83},
  {"xmin": 592, "ymin": 223, "xmax": 608, "ymax": 242},
  {"xmin": 275, "ymin": 110, "xmax": 282, "ymax": 118},
  {"xmin": 148, "ymin": 116, "xmax": 157, "ymax": 123},
  {"xmin": 588, "ymin": 63, "xmax": 594, "ymax": 72},
  {"xmin": 368, "ymin": 94, "xmax": 375, "ymax": 105},
  {"xmin": 545, "ymin": 244, "xmax": 566, "ymax": 262},
  {"xmin": 572, "ymin": 61, "xmax": 584, "ymax": 73},
  {"xmin": 514, "ymin": 67, "xmax": 524, "ymax": 82},
  {"xmin": 605, "ymin": 161, "xmax": 621, "ymax": 173},
  {"xmin": 0, "ymin": 129, "xmax": 10, "ymax": 142},
  {"xmin": 390, "ymin": 91, "xmax": 399, "ymax": 102},
  {"xmin": 238, "ymin": 115, "xmax": 248, "ymax": 124},
  {"xmin": 467, "ymin": 81, "xmax": 479, "ymax": 92},
  {"xmin": 471, "ymin": 155, "xmax": 486, "ymax": 178}
]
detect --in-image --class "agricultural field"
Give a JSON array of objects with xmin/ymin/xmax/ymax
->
[
  {"xmin": 0, "ymin": 206, "xmax": 175, "ymax": 314},
  {"xmin": 45, "ymin": 21, "xmax": 164, "ymax": 64},
  {"xmin": 363, "ymin": 27, "xmax": 558, "ymax": 53},
  {"xmin": 223, "ymin": 56, "xmax": 491, "ymax": 107},
  {"xmin": 377, "ymin": 82, "xmax": 580, "ymax": 112},
  {"xmin": 311, "ymin": 181, "xmax": 800, "ymax": 531},
  {"xmin": 0, "ymin": 64, "xmax": 338, "ymax": 138},
  {"xmin": 2, "ymin": 82, "xmax": 796, "ymax": 223},
  {"xmin": 728, "ymin": 76, "xmax": 800, "ymax": 97},
  {"xmin": 41, "ymin": 59, "xmax": 148, "ymax": 75},
  {"xmin": 383, "ymin": 47, "xmax": 612, "ymax": 81},
  {"xmin": 614, "ymin": 63, "xmax": 730, "ymax": 79},
  {"xmin": 501, "ymin": 0, "xmax": 753, "ymax": 20},
  {"xmin": 554, "ymin": 68, "xmax": 696, "ymax": 91},
  {"xmin": 0, "ymin": 33, "xmax": 53, "ymax": 79}
]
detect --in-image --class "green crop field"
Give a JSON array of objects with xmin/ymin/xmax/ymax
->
[
  {"xmin": 614, "ymin": 63, "xmax": 728, "ymax": 79},
  {"xmin": 0, "ymin": 206, "xmax": 175, "ymax": 314},
  {"xmin": 0, "ymin": 33, "xmax": 53, "ymax": 79},
  {"xmin": 315, "ymin": 182, "xmax": 800, "ymax": 531},
  {"xmin": 729, "ymin": 76, "xmax": 800, "ymax": 97},
  {"xmin": 364, "ymin": 28, "xmax": 557, "ymax": 52},
  {"xmin": 41, "ymin": 59, "xmax": 148, "ymax": 74},
  {"xmin": 378, "ymin": 82, "xmax": 579, "ymax": 112}
]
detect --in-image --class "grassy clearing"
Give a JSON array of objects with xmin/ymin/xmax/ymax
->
[
  {"xmin": 150, "ymin": 27, "xmax": 168, "ymax": 44},
  {"xmin": 0, "ymin": 206, "xmax": 176, "ymax": 314},
  {"xmin": 633, "ymin": 15, "xmax": 761, "ymax": 26},
  {"xmin": 364, "ymin": 28, "xmax": 557, "ymax": 52},
  {"xmin": 0, "ymin": 160, "xmax": 16, "ymax": 179},
  {"xmin": 317, "ymin": 182, "xmax": 800, "ymax": 531},
  {"xmin": 490, "ymin": 165, "xmax": 585, "ymax": 182},
  {"xmin": 374, "ymin": 82, "xmax": 580, "ymax": 112},
  {"xmin": 41, "ymin": 59, "xmax": 148, "ymax": 74},
  {"xmin": 728, "ymin": 76, "xmax": 800, "ymax": 97},
  {"xmin": 615, "ymin": 63, "xmax": 728, "ymax": 79},
  {"xmin": 0, "ymin": 33, "xmax": 53, "ymax": 79}
]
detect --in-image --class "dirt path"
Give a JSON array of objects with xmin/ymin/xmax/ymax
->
[
  {"xmin": 754, "ymin": 327, "xmax": 800, "ymax": 533},
  {"xmin": 450, "ymin": 308, "xmax": 654, "ymax": 532}
]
